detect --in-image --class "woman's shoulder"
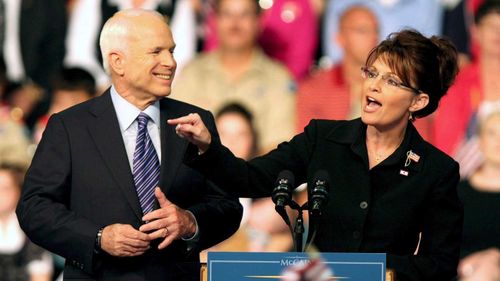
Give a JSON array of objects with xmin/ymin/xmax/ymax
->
[
  {"xmin": 302, "ymin": 118, "xmax": 363, "ymax": 143},
  {"xmin": 416, "ymin": 137, "xmax": 459, "ymax": 175},
  {"xmin": 306, "ymin": 118, "xmax": 360, "ymax": 130}
]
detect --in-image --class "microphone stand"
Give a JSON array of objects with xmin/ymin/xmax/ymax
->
[{"xmin": 288, "ymin": 201, "xmax": 308, "ymax": 252}]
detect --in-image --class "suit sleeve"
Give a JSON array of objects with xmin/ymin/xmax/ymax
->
[
  {"xmin": 16, "ymin": 114, "xmax": 100, "ymax": 275},
  {"xmin": 185, "ymin": 109, "xmax": 243, "ymax": 250},
  {"xmin": 387, "ymin": 160, "xmax": 463, "ymax": 281},
  {"xmin": 185, "ymin": 118, "xmax": 317, "ymax": 198}
]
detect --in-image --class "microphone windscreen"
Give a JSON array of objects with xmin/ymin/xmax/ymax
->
[
  {"xmin": 276, "ymin": 170, "xmax": 295, "ymax": 187},
  {"xmin": 312, "ymin": 170, "xmax": 330, "ymax": 187}
]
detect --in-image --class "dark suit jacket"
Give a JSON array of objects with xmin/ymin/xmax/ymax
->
[
  {"xmin": 187, "ymin": 118, "xmax": 463, "ymax": 281},
  {"xmin": 16, "ymin": 91, "xmax": 242, "ymax": 280}
]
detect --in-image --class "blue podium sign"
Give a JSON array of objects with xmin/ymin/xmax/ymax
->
[{"xmin": 207, "ymin": 252, "xmax": 386, "ymax": 281}]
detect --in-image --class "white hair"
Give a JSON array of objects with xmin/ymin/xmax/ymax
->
[{"xmin": 99, "ymin": 9, "xmax": 166, "ymax": 74}]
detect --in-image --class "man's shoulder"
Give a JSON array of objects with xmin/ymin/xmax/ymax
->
[
  {"xmin": 54, "ymin": 93, "xmax": 110, "ymax": 123},
  {"xmin": 182, "ymin": 52, "xmax": 217, "ymax": 72},
  {"xmin": 256, "ymin": 53, "xmax": 291, "ymax": 78},
  {"xmin": 161, "ymin": 97, "xmax": 212, "ymax": 118}
]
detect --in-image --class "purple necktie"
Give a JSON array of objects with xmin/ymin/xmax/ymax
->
[{"xmin": 132, "ymin": 112, "xmax": 160, "ymax": 214}]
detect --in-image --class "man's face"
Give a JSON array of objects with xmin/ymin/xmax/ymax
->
[
  {"xmin": 475, "ymin": 13, "xmax": 500, "ymax": 58},
  {"xmin": 120, "ymin": 17, "xmax": 177, "ymax": 101},
  {"xmin": 216, "ymin": 0, "xmax": 260, "ymax": 51},
  {"xmin": 337, "ymin": 7, "xmax": 379, "ymax": 64}
]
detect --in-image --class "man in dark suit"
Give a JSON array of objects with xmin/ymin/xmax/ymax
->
[{"xmin": 16, "ymin": 9, "xmax": 242, "ymax": 280}]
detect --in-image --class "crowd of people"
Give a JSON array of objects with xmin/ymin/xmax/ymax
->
[{"xmin": 0, "ymin": 0, "xmax": 499, "ymax": 280}]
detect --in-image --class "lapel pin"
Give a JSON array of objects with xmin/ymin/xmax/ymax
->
[
  {"xmin": 400, "ymin": 169, "xmax": 409, "ymax": 176},
  {"xmin": 405, "ymin": 150, "xmax": 420, "ymax": 167}
]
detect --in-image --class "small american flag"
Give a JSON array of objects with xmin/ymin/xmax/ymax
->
[{"xmin": 407, "ymin": 150, "xmax": 420, "ymax": 162}]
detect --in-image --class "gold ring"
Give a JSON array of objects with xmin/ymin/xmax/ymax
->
[{"xmin": 164, "ymin": 227, "xmax": 169, "ymax": 236}]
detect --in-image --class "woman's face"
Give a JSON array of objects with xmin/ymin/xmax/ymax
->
[
  {"xmin": 0, "ymin": 170, "xmax": 20, "ymax": 216},
  {"xmin": 479, "ymin": 114, "xmax": 500, "ymax": 165},
  {"xmin": 360, "ymin": 58, "xmax": 421, "ymax": 131},
  {"xmin": 216, "ymin": 112, "xmax": 255, "ymax": 160}
]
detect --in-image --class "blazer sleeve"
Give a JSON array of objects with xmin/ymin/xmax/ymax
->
[
  {"xmin": 16, "ymin": 114, "xmax": 99, "ymax": 275},
  {"xmin": 184, "ymin": 118, "xmax": 319, "ymax": 198},
  {"xmin": 185, "ymin": 109, "xmax": 243, "ymax": 250},
  {"xmin": 387, "ymin": 160, "xmax": 463, "ymax": 281}
]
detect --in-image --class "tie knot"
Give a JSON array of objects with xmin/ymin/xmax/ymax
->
[{"xmin": 137, "ymin": 112, "xmax": 151, "ymax": 128}]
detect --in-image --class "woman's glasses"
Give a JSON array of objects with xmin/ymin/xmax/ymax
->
[{"xmin": 361, "ymin": 66, "xmax": 422, "ymax": 95}]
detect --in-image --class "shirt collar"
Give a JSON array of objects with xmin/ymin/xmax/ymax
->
[
  {"xmin": 110, "ymin": 86, "xmax": 160, "ymax": 132},
  {"xmin": 325, "ymin": 118, "xmax": 425, "ymax": 172}
]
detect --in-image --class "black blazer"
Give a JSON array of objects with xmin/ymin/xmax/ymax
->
[
  {"xmin": 187, "ymin": 118, "xmax": 463, "ymax": 281},
  {"xmin": 16, "ymin": 91, "xmax": 242, "ymax": 280}
]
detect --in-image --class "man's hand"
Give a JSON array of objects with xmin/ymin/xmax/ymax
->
[
  {"xmin": 139, "ymin": 187, "xmax": 197, "ymax": 250},
  {"xmin": 100, "ymin": 224, "xmax": 151, "ymax": 257},
  {"xmin": 167, "ymin": 113, "xmax": 212, "ymax": 153},
  {"xmin": 459, "ymin": 248, "xmax": 500, "ymax": 281}
]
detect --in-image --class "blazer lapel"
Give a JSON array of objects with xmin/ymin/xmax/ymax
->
[
  {"xmin": 159, "ymin": 98, "xmax": 189, "ymax": 194},
  {"xmin": 87, "ymin": 91, "xmax": 143, "ymax": 221}
]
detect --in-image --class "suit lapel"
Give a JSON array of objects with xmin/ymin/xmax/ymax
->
[
  {"xmin": 88, "ymin": 91, "xmax": 143, "ymax": 220},
  {"xmin": 159, "ymin": 98, "xmax": 189, "ymax": 194}
]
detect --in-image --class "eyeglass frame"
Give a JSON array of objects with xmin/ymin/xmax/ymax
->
[{"xmin": 361, "ymin": 66, "xmax": 423, "ymax": 95}]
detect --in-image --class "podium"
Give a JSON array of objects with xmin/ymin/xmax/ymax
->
[{"xmin": 202, "ymin": 252, "xmax": 395, "ymax": 281}]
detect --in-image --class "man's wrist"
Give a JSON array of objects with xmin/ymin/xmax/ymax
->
[{"xmin": 182, "ymin": 211, "xmax": 199, "ymax": 241}]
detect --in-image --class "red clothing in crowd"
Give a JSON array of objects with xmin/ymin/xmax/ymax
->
[
  {"xmin": 296, "ymin": 65, "xmax": 350, "ymax": 132},
  {"xmin": 434, "ymin": 62, "xmax": 482, "ymax": 156}
]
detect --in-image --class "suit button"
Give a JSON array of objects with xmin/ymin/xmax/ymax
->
[
  {"xmin": 359, "ymin": 201, "xmax": 368, "ymax": 209},
  {"xmin": 353, "ymin": 231, "xmax": 361, "ymax": 239}
]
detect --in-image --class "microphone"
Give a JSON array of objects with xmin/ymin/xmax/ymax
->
[
  {"xmin": 310, "ymin": 170, "xmax": 330, "ymax": 217},
  {"xmin": 272, "ymin": 170, "xmax": 295, "ymax": 226},
  {"xmin": 272, "ymin": 170, "xmax": 295, "ymax": 208}
]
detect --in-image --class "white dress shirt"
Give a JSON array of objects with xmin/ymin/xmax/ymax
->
[
  {"xmin": 110, "ymin": 86, "xmax": 199, "ymax": 240},
  {"xmin": 110, "ymin": 86, "xmax": 161, "ymax": 171}
]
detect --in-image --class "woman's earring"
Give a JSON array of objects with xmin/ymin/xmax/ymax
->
[{"xmin": 409, "ymin": 111, "xmax": 414, "ymax": 121}]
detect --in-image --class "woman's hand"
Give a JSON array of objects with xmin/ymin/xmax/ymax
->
[{"xmin": 167, "ymin": 113, "xmax": 212, "ymax": 153}]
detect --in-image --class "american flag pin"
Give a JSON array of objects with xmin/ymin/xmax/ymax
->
[
  {"xmin": 405, "ymin": 150, "xmax": 421, "ymax": 167},
  {"xmin": 400, "ymin": 170, "xmax": 409, "ymax": 176},
  {"xmin": 408, "ymin": 150, "xmax": 420, "ymax": 162}
]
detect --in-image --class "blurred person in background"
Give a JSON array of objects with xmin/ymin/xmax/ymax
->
[
  {"xmin": 434, "ymin": 0, "xmax": 500, "ymax": 177},
  {"xmin": 1, "ymin": 0, "xmax": 66, "ymax": 130},
  {"xmin": 296, "ymin": 5, "xmax": 379, "ymax": 131},
  {"xmin": 203, "ymin": 0, "xmax": 322, "ymax": 80},
  {"xmin": 0, "ymin": 163, "xmax": 53, "ymax": 281},
  {"xmin": 255, "ymin": 0, "xmax": 319, "ymax": 80},
  {"xmin": 3, "ymin": 81, "xmax": 45, "ymax": 130},
  {"xmin": 174, "ymin": 0, "xmax": 296, "ymax": 154},
  {"xmin": 457, "ymin": 106, "xmax": 500, "ymax": 263},
  {"xmin": 1, "ymin": 0, "xmax": 66, "ymax": 92},
  {"xmin": 65, "ymin": 0, "xmax": 198, "ymax": 91},
  {"xmin": 0, "ymin": 59, "xmax": 31, "ymax": 168},
  {"xmin": 32, "ymin": 67, "xmax": 96, "ymax": 144},
  {"xmin": 322, "ymin": 0, "xmax": 444, "ymax": 66}
]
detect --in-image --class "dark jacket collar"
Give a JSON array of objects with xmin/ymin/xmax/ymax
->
[{"xmin": 325, "ymin": 118, "xmax": 427, "ymax": 172}]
